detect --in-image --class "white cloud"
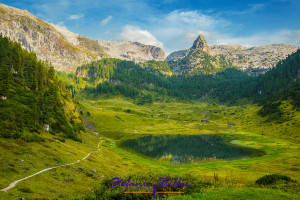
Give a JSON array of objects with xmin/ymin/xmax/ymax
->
[
  {"xmin": 100, "ymin": 15, "xmax": 112, "ymax": 26},
  {"xmin": 224, "ymin": 3, "xmax": 265, "ymax": 15},
  {"xmin": 152, "ymin": 10, "xmax": 229, "ymax": 53},
  {"xmin": 217, "ymin": 30, "xmax": 300, "ymax": 47},
  {"xmin": 164, "ymin": 10, "xmax": 227, "ymax": 29},
  {"xmin": 117, "ymin": 25, "xmax": 164, "ymax": 48},
  {"xmin": 248, "ymin": 4, "xmax": 265, "ymax": 12},
  {"xmin": 68, "ymin": 14, "xmax": 84, "ymax": 20},
  {"xmin": 104, "ymin": 30, "xmax": 111, "ymax": 35},
  {"xmin": 151, "ymin": 9, "xmax": 299, "ymax": 54},
  {"xmin": 184, "ymin": 31, "xmax": 211, "ymax": 39},
  {"xmin": 183, "ymin": 30, "xmax": 300, "ymax": 48}
]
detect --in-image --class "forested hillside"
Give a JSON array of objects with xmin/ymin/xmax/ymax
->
[
  {"xmin": 73, "ymin": 49, "xmax": 300, "ymax": 108},
  {"xmin": 0, "ymin": 35, "xmax": 84, "ymax": 142}
]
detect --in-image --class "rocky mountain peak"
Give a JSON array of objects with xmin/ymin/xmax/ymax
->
[
  {"xmin": 191, "ymin": 34, "xmax": 208, "ymax": 49},
  {"xmin": 190, "ymin": 34, "xmax": 214, "ymax": 56},
  {"xmin": 166, "ymin": 35, "xmax": 214, "ymax": 61}
]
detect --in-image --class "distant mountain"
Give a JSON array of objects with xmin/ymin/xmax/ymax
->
[
  {"xmin": 167, "ymin": 34, "xmax": 299, "ymax": 74},
  {"xmin": 98, "ymin": 40, "xmax": 166, "ymax": 62},
  {"xmin": 0, "ymin": 3, "xmax": 166, "ymax": 72}
]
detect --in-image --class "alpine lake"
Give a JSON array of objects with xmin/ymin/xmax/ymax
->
[{"xmin": 120, "ymin": 134, "xmax": 264, "ymax": 164}]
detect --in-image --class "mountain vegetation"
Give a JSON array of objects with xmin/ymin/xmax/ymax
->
[
  {"xmin": 0, "ymin": 36, "xmax": 299, "ymax": 199},
  {"xmin": 0, "ymin": 35, "xmax": 84, "ymax": 142},
  {"xmin": 72, "ymin": 49, "xmax": 300, "ymax": 113},
  {"xmin": 0, "ymin": 3, "xmax": 299, "ymax": 200}
]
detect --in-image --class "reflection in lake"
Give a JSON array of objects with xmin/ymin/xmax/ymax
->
[{"xmin": 120, "ymin": 135, "xmax": 263, "ymax": 164}]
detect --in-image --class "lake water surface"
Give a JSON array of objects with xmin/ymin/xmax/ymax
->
[{"xmin": 120, "ymin": 134, "xmax": 263, "ymax": 164}]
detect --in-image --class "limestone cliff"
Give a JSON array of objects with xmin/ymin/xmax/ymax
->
[
  {"xmin": 167, "ymin": 34, "xmax": 299, "ymax": 72},
  {"xmin": 0, "ymin": 3, "xmax": 166, "ymax": 71},
  {"xmin": 97, "ymin": 40, "xmax": 166, "ymax": 62}
]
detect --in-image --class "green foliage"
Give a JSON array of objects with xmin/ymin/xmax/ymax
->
[
  {"xmin": 71, "ymin": 50, "xmax": 299, "ymax": 118},
  {"xmin": 0, "ymin": 35, "xmax": 82, "ymax": 141},
  {"xmin": 136, "ymin": 93, "xmax": 153, "ymax": 105},
  {"xmin": 142, "ymin": 60, "xmax": 172, "ymax": 75},
  {"xmin": 172, "ymin": 50, "xmax": 234, "ymax": 75},
  {"xmin": 255, "ymin": 174, "xmax": 295, "ymax": 186},
  {"xmin": 13, "ymin": 131, "xmax": 45, "ymax": 142},
  {"xmin": 18, "ymin": 187, "xmax": 33, "ymax": 193},
  {"xmin": 72, "ymin": 122, "xmax": 86, "ymax": 133},
  {"xmin": 85, "ymin": 172, "xmax": 94, "ymax": 177},
  {"xmin": 53, "ymin": 137, "xmax": 66, "ymax": 142},
  {"xmin": 258, "ymin": 102, "xmax": 282, "ymax": 121}
]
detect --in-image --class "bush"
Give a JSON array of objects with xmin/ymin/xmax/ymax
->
[
  {"xmin": 137, "ymin": 94, "xmax": 153, "ymax": 105},
  {"xmin": 11, "ymin": 131, "xmax": 44, "ymax": 142},
  {"xmin": 125, "ymin": 109, "xmax": 131, "ymax": 113},
  {"xmin": 258, "ymin": 102, "xmax": 282, "ymax": 117},
  {"xmin": 73, "ymin": 123, "xmax": 86, "ymax": 133},
  {"xmin": 85, "ymin": 172, "xmax": 93, "ymax": 177},
  {"xmin": 53, "ymin": 137, "xmax": 66, "ymax": 142},
  {"xmin": 255, "ymin": 174, "xmax": 295, "ymax": 186},
  {"xmin": 18, "ymin": 187, "xmax": 33, "ymax": 193}
]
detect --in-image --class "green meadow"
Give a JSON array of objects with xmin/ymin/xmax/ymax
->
[
  {"xmin": 0, "ymin": 40, "xmax": 299, "ymax": 199},
  {"xmin": 2, "ymin": 96, "xmax": 299, "ymax": 199}
]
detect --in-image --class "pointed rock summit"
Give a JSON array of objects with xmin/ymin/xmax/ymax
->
[
  {"xmin": 191, "ymin": 34, "xmax": 208, "ymax": 49},
  {"xmin": 166, "ymin": 34, "xmax": 214, "ymax": 60},
  {"xmin": 191, "ymin": 34, "xmax": 214, "ymax": 55}
]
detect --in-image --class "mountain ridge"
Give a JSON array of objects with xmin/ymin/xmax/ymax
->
[
  {"xmin": 0, "ymin": 3, "xmax": 299, "ymax": 74},
  {"xmin": 167, "ymin": 34, "xmax": 299, "ymax": 72},
  {"xmin": 0, "ymin": 3, "xmax": 166, "ymax": 72}
]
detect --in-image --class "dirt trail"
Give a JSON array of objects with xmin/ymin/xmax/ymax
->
[{"xmin": 0, "ymin": 139, "xmax": 103, "ymax": 192}]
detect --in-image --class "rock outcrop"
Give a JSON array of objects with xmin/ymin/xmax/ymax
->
[
  {"xmin": 167, "ymin": 34, "xmax": 299, "ymax": 71},
  {"xmin": 167, "ymin": 34, "xmax": 214, "ymax": 61},
  {"xmin": 97, "ymin": 40, "xmax": 166, "ymax": 62},
  {"xmin": 0, "ymin": 3, "xmax": 104, "ymax": 71},
  {"xmin": 0, "ymin": 3, "xmax": 166, "ymax": 71},
  {"xmin": 191, "ymin": 35, "xmax": 214, "ymax": 55},
  {"xmin": 211, "ymin": 44, "xmax": 299, "ymax": 69}
]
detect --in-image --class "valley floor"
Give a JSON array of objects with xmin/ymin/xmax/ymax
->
[{"xmin": 0, "ymin": 97, "xmax": 299, "ymax": 199}]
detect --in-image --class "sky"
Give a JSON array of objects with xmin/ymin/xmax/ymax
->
[{"xmin": 1, "ymin": 0, "xmax": 300, "ymax": 55}]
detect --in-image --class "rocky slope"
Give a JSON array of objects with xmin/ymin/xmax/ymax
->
[
  {"xmin": 167, "ymin": 35, "xmax": 299, "ymax": 72},
  {"xmin": 210, "ymin": 43, "xmax": 299, "ymax": 69},
  {"xmin": 0, "ymin": 3, "xmax": 166, "ymax": 71},
  {"xmin": 97, "ymin": 40, "xmax": 166, "ymax": 62}
]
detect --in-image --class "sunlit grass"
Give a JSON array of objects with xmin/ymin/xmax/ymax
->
[{"xmin": 1, "ymin": 97, "xmax": 299, "ymax": 199}]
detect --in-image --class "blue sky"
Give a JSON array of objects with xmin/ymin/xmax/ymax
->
[{"xmin": 2, "ymin": 0, "xmax": 300, "ymax": 54}]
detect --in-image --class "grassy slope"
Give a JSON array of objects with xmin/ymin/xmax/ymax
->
[
  {"xmin": 0, "ymin": 97, "xmax": 299, "ymax": 199},
  {"xmin": 76, "ymin": 97, "xmax": 299, "ymax": 198},
  {"xmin": 168, "ymin": 187, "xmax": 300, "ymax": 200}
]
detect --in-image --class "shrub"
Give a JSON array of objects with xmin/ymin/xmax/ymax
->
[
  {"xmin": 73, "ymin": 123, "xmax": 86, "ymax": 133},
  {"xmin": 53, "ymin": 137, "xmax": 65, "ymax": 142},
  {"xmin": 255, "ymin": 174, "xmax": 295, "ymax": 186},
  {"xmin": 258, "ymin": 102, "xmax": 282, "ymax": 121},
  {"xmin": 18, "ymin": 187, "xmax": 33, "ymax": 193},
  {"xmin": 125, "ymin": 109, "xmax": 131, "ymax": 113},
  {"xmin": 85, "ymin": 172, "xmax": 93, "ymax": 177}
]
